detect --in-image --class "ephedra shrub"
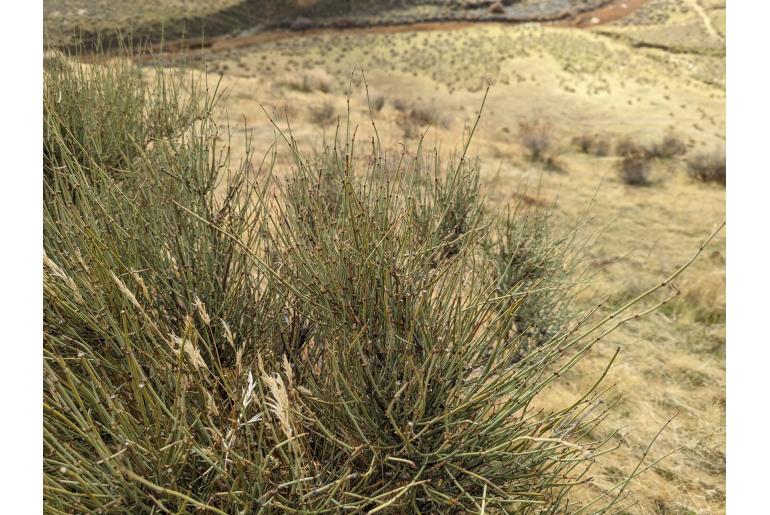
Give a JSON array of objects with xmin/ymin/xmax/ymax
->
[
  {"xmin": 483, "ymin": 195, "xmax": 588, "ymax": 359},
  {"xmin": 44, "ymin": 46, "xmax": 676, "ymax": 513}
]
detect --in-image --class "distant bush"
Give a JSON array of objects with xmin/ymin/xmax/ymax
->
[
  {"xmin": 396, "ymin": 101, "xmax": 449, "ymax": 137},
  {"xmin": 309, "ymin": 100, "xmax": 336, "ymax": 126},
  {"xmin": 573, "ymin": 133, "xmax": 611, "ymax": 156},
  {"xmin": 616, "ymin": 132, "xmax": 686, "ymax": 161},
  {"xmin": 284, "ymin": 69, "xmax": 333, "ymax": 93},
  {"xmin": 519, "ymin": 119, "xmax": 553, "ymax": 163},
  {"xmin": 44, "ymin": 48, "xmax": 663, "ymax": 514},
  {"xmin": 289, "ymin": 16, "xmax": 313, "ymax": 31},
  {"xmin": 615, "ymin": 136, "xmax": 648, "ymax": 159},
  {"xmin": 687, "ymin": 147, "xmax": 726, "ymax": 185},
  {"xmin": 483, "ymin": 197, "xmax": 585, "ymax": 358},
  {"xmin": 649, "ymin": 131, "xmax": 687, "ymax": 159},
  {"xmin": 618, "ymin": 154, "xmax": 653, "ymax": 186},
  {"xmin": 370, "ymin": 92, "xmax": 385, "ymax": 112},
  {"xmin": 392, "ymin": 97, "xmax": 408, "ymax": 112},
  {"xmin": 488, "ymin": 1, "xmax": 505, "ymax": 14}
]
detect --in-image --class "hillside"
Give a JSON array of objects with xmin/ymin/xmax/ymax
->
[
  {"xmin": 43, "ymin": 0, "xmax": 726, "ymax": 512},
  {"xmin": 45, "ymin": 0, "xmax": 614, "ymax": 46}
]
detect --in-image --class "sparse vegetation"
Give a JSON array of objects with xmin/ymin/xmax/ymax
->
[
  {"xmin": 687, "ymin": 147, "xmax": 726, "ymax": 185},
  {"xmin": 43, "ymin": 50, "xmax": 676, "ymax": 514}
]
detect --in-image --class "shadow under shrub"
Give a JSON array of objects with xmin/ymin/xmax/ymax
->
[{"xmin": 44, "ymin": 50, "xmax": 669, "ymax": 514}]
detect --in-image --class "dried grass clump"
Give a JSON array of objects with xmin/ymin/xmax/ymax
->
[
  {"xmin": 44, "ymin": 48, "xmax": 685, "ymax": 514},
  {"xmin": 687, "ymin": 147, "xmax": 726, "ymax": 186}
]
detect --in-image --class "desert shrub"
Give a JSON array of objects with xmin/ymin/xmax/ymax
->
[
  {"xmin": 44, "ymin": 50, "xmax": 669, "ymax": 513},
  {"xmin": 284, "ymin": 69, "xmax": 333, "ymax": 94},
  {"xmin": 618, "ymin": 154, "xmax": 653, "ymax": 186},
  {"xmin": 394, "ymin": 100, "xmax": 449, "ymax": 137},
  {"xmin": 687, "ymin": 147, "xmax": 726, "ymax": 185},
  {"xmin": 309, "ymin": 100, "xmax": 336, "ymax": 126},
  {"xmin": 519, "ymin": 119, "xmax": 553, "ymax": 163},
  {"xmin": 44, "ymin": 56, "xmax": 285, "ymax": 513},
  {"xmin": 489, "ymin": 1, "xmax": 505, "ymax": 14},
  {"xmin": 289, "ymin": 16, "xmax": 313, "ymax": 31},
  {"xmin": 410, "ymin": 104, "xmax": 442, "ymax": 126},
  {"xmin": 369, "ymin": 92, "xmax": 385, "ymax": 112},
  {"xmin": 483, "ymin": 198, "xmax": 585, "ymax": 358},
  {"xmin": 43, "ymin": 44, "xmax": 203, "ymax": 180},
  {"xmin": 410, "ymin": 152, "xmax": 485, "ymax": 263},
  {"xmin": 615, "ymin": 136, "xmax": 648, "ymax": 158},
  {"xmin": 573, "ymin": 133, "xmax": 611, "ymax": 156},
  {"xmin": 393, "ymin": 97, "xmax": 409, "ymax": 112},
  {"xmin": 649, "ymin": 131, "xmax": 687, "ymax": 159}
]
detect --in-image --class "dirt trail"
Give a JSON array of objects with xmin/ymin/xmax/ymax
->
[
  {"xmin": 684, "ymin": 0, "xmax": 723, "ymax": 39},
  {"xmin": 144, "ymin": 0, "xmax": 651, "ymax": 57},
  {"xmin": 559, "ymin": 0, "xmax": 649, "ymax": 28}
]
